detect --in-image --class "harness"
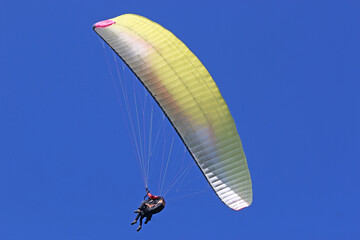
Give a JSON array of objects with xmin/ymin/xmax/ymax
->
[{"xmin": 145, "ymin": 198, "xmax": 165, "ymax": 214}]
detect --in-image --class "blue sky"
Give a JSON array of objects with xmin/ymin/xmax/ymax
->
[{"xmin": 1, "ymin": 0, "xmax": 359, "ymax": 239}]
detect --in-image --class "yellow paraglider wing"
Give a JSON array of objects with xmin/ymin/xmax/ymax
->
[{"xmin": 93, "ymin": 14, "xmax": 252, "ymax": 211}]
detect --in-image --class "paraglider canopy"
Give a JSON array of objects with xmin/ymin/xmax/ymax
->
[{"xmin": 93, "ymin": 14, "xmax": 252, "ymax": 211}]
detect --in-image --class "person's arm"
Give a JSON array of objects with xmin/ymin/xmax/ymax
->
[{"xmin": 147, "ymin": 192, "xmax": 159, "ymax": 200}]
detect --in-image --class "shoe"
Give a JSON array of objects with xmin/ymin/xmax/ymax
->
[
  {"xmin": 144, "ymin": 219, "xmax": 149, "ymax": 224},
  {"xmin": 137, "ymin": 226, "xmax": 142, "ymax": 231},
  {"xmin": 134, "ymin": 209, "xmax": 141, "ymax": 213},
  {"xmin": 131, "ymin": 220, "xmax": 137, "ymax": 225}
]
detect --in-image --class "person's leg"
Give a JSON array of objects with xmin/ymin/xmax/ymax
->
[
  {"xmin": 135, "ymin": 200, "xmax": 147, "ymax": 213},
  {"xmin": 139, "ymin": 200, "xmax": 147, "ymax": 209},
  {"xmin": 145, "ymin": 214, "xmax": 152, "ymax": 224},
  {"xmin": 137, "ymin": 215, "xmax": 144, "ymax": 231},
  {"xmin": 131, "ymin": 212, "xmax": 141, "ymax": 225}
]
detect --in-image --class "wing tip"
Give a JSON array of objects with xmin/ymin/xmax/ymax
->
[{"xmin": 93, "ymin": 19, "xmax": 116, "ymax": 29}]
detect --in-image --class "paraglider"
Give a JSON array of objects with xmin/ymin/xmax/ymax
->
[
  {"xmin": 93, "ymin": 14, "xmax": 252, "ymax": 213},
  {"xmin": 131, "ymin": 188, "xmax": 165, "ymax": 231}
]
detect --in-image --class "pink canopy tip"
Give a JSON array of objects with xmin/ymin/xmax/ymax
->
[{"xmin": 93, "ymin": 20, "xmax": 116, "ymax": 28}]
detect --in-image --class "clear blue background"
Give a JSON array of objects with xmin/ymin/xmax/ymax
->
[{"xmin": 1, "ymin": 0, "xmax": 359, "ymax": 239}]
